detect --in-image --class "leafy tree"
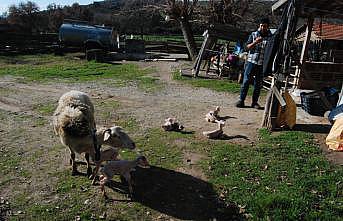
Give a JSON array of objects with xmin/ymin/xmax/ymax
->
[
  {"xmin": 65, "ymin": 3, "xmax": 93, "ymax": 22},
  {"xmin": 205, "ymin": 0, "xmax": 251, "ymax": 27},
  {"xmin": 166, "ymin": 0, "xmax": 198, "ymax": 61},
  {"xmin": 7, "ymin": 1, "xmax": 40, "ymax": 32},
  {"xmin": 0, "ymin": 12, "xmax": 8, "ymax": 20},
  {"xmin": 46, "ymin": 4, "xmax": 65, "ymax": 32}
]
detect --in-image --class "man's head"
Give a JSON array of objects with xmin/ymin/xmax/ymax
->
[{"xmin": 259, "ymin": 17, "xmax": 270, "ymax": 35}]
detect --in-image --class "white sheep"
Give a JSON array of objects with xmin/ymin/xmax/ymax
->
[
  {"xmin": 205, "ymin": 106, "xmax": 220, "ymax": 123},
  {"xmin": 99, "ymin": 156, "xmax": 150, "ymax": 199},
  {"xmin": 203, "ymin": 120, "xmax": 225, "ymax": 139},
  {"xmin": 52, "ymin": 90, "xmax": 135, "ymax": 176},
  {"xmin": 162, "ymin": 118, "xmax": 184, "ymax": 132}
]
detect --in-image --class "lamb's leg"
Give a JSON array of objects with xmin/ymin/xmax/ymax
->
[
  {"xmin": 70, "ymin": 151, "xmax": 77, "ymax": 176},
  {"xmin": 124, "ymin": 173, "xmax": 133, "ymax": 197},
  {"xmin": 85, "ymin": 153, "xmax": 92, "ymax": 176},
  {"xmin": 90, "ymin": 163, "xmax": 100, "ymax": 185},
  {"xmin": 99, "ymin": 175, "xmax": 108, "ymax": 199}
]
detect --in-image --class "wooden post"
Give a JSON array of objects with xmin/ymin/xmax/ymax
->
[
  {"xmin": 338, "ymin": 83, "xmax": 343, "ymax": 106},
  {"xmin": 192, "ymin": 32, "xmax": 215, "ymax": 77},
  {"xmin": 294, "ymin": 16, "xmax": 314, "ymax": 88}
]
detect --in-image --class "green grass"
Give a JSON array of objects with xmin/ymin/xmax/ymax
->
[
  {"xmin": 0, "ymin": 54, "xmax": 160, "ymax": 92},
  {"xmin": 0, "ymin": 153, "xmax": 21, "ymax": 179},
  {"xmin": 95, "ymin": 99, "xmax": 121, "ymax": 121},
  {"xmin": 133, "ymin": 128, "xmax": 186, "ymax": 169},
  {"xmin": 3, "ymin": 116, "xmax": 342, "ymax": 220},
  {"xmin": 173, "ymin": 71, "xmax": 253, "ymax": 95},
  {"xmin": 132, "ymin": 34, "xmax": 204, "ymax": 43},
  {"xmin": 1, "ymin": 54, "xmax": 341, "ymax": 220},
  {"xmin": 10, "ymin": 170, "xmax": 102, "ymax": 221},
  {"xmin": 0, "ymin": 144, "xmax": 31, "ymax": 186},
  {"xmin": 6, "ymin": 127, "xmax": 189, "ymax": 221},
  {"xmin": 205, "ymin": 129, "xmax": 343, "ymax": 220},
  {"xmin": 32, "ymin": 102, "xmax": 56, "ymax": 116}
]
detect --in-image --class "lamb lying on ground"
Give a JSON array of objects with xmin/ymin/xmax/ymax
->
[
  {"xmin": 162, "ymin": 118, "xmax": 184, "ymax": 132},
  {"xmin": 99, "ymin": 156, "xmax": 150, "ymax": 199},
  {"xmin": 203, "ymin": 120, "xmax": 225, "ymax": 139},
  {"xmin": 52, "ymin": 90, "xmax": 135, "ymax": 176},
  {"xmin": 205, "ymin": 106, "xmax": 220, "ymax": 123}
]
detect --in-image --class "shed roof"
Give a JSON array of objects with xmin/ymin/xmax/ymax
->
[
  {"xmin": 296, "ymin": 22, "xmax": 343, "ymax": 41},
  {"xmin": 314, "ymin": 23, "xmax": 343, "ymax": 40}
]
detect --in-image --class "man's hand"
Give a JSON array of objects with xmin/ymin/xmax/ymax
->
[
  {"xmin": 247, "ymin": 36, "xmax": 263, "ymax": 50},
  {"xmin": 255, "ymin": 37, "xmax": 263, "ymax": 44}
]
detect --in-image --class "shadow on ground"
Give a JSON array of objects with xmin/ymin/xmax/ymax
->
[
  {"xmin": 180, "ymin": 130, "xmax": 195, "ymax": 134},
  {"xmin": 107, "ymin": 166, "xmax": 242, "ymax": 220},
  {"xmin": 219, "ymin": 134, "xmax": 249, "ymax": 141},
  {"xmin": 218, "ymin": 116, "xmax": 237, "ymax": 121},
  {"xmin": 293, "ymin": 124, "xmax": 331, "ymax": 134}
]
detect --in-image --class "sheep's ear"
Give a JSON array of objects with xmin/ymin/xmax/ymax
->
[{"xmin": 103, "ymin": 130, "xmax": 111, "ymax": 141}]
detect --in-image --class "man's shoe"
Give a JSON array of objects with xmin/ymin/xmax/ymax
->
[
  {"xmin": 235, "ymin": 100, "xmax": 245, "ymax": 108},
  {"xmin": 251, "ymin": 103, "xmax": 262, "ymax": 109}
]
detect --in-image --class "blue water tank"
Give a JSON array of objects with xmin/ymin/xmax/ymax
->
[{"xmin": 59, "ymin": 22, "xmax": 117, "ymax": 50}]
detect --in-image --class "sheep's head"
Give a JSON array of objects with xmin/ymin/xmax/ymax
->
[
  {"xmin": 165, "ymin": 118, "xmax": 175, "ymax": 124},
  {"xmin": 103, "ymin": 126, "xmax": 136, "ymax": 150},
  {"xmin": 214, "ymin": 106, "xmax": 220, "ymax": 116},
  {"xmin": 208, "ymin": 111, "xmax": 214, "ymax": 116}
]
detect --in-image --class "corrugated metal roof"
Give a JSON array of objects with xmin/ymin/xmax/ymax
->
[
  {"xmin": 313, "ymin": 23, "xmax": 343, "ymax": 40},
  {"xmin": 295, "ymin": 22, "xmax": 343, "ymax": 41}
]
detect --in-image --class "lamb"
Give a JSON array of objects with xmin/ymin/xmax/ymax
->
[
  {"xmin": 99, "ymin": 156, "xmax": 150, "ymax": 199},
  {"xmin": 203, "ymin": 120, "xmax": 225, "ymax": 139},
  {"xmin": 205, "ymin": 106, "xmax": 220, "ymax": 123},
  {"xmin": 162, "ymin": 118, "xmax": 184, "ymax": 132},
  {"xmin": 52, "ymin": 90, "xmax": 135, "ymax": 176},
  {"xmin": 88, "ymin": 147, "xmax": 119, "ymax": 163},
  {"xmin": 88, "ymin": 147, "xmax": 119, "ymax": 184}
]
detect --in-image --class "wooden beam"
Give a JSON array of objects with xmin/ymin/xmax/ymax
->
[
  {"xmin": 272, "ymin": 0, "xmax": 289, "ymax": 12},
  {"xmin": 299, "ymin": 16, "xmax": 314, "ymax": 65},
  {"xmin": 192, "ymin": 32, "xmax": 214, "ymax": 77},
  {"xmin": 338, "ymin": 83, "xmax": 343, "ymax": 106},
  {"xmin": 294, "ymin": 16, "xmax": 315, "ymax": 89}
]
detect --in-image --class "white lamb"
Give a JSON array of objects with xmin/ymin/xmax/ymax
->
[
  {"xmin": 99, "ymin": 156, "xmax": 150, "ymax": 199},
  {"xmin": 162, "ymin": 118, "xmax": 184, "ymax": 132},
  {"xmin": 205, "ymin": 106, "xmax": 220, "ymax": 123},
  {"xmin": 52, "ymin": 90, "xmax": 135, "ymax": 176},
  {"xmin": 203, "ymin": 120, "xmax": 225, "ymax": 139}
]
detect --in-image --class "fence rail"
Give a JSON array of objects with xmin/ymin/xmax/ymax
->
[{"xmin": 0, "ymin": 32, "xmax": 59, "ymax": 54}]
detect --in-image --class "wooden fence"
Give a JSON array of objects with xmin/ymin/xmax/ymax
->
[{"xmin": 0, "ymin": 32, "xmax": 59, "ymax": 54}]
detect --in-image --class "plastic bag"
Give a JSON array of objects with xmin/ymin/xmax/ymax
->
[
  {"xmin": 328, "ymin": 104, "xmax": 343, "ymax": 123},
  {"xmin": 326, "ymin": 117, "xmax": 343, "ymax": 151}
]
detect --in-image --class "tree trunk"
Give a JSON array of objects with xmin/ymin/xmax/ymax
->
[{"xmin": 179, "ymin": 18, "xmax": 197, "ymax": 61}]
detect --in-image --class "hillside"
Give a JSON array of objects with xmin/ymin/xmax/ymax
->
[{"xmin": 1, "ymin": 0, "xmax": 277, "ymax": 35}]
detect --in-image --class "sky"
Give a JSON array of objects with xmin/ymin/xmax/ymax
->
[{"xmin": 0, "ymin": 0, "xmax": 95, "ymax": 14}]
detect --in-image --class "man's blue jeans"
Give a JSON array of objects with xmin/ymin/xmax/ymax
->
[{"xmin": 239, "ymin": 62, "xmax": 263, "ymax": 104}]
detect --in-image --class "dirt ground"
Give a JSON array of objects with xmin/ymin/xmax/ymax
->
[
  {"xmin": 0, "ymin": 60, "xmax": 342, "ymax": 219},
  {"xmin": 0, "ymin": 60, "xmax": 341, "ymax": 166}
]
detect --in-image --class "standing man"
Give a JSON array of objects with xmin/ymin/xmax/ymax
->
[{"xmin": 236, "ymin": 18, "xmax": 272, "ymax": 109}]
